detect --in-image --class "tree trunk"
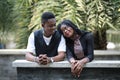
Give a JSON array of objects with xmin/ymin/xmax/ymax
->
[{"xmin": 93, "ymin": 30, "xmax": 107, "ymax": 50}]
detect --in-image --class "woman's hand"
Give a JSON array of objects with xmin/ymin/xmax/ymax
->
[
  {"xmin": 71, "ymin": 60, "xmax": 77, "ymax": 76},
  {"xmin": 75, "ymin": 60, "xmax": 85, "ymax": 77},
  {"xmin": 71, "ymin": 60, "xmax": 85, "ymax": 77},
  {"xmin": 70, "ymin": 58, "xmax": 78, "ymax": 76}
]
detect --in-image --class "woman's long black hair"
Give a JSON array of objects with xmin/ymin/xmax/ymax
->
[
  {"xmin": 57, "ymin": 19, "xmax": 83, "ymax": 44},
  {"xmin": 57, "ymin": 19, "xmax": 81, "ymax": 35}
]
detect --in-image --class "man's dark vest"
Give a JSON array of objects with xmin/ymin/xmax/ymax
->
[{"xmin": 34, "ymin": 30, "xmax": 61, "ymax": 57}]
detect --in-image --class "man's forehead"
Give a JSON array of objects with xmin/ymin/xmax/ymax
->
[{"xmin": 48, "ymin": 18, "xmax": 56, "ymax": 22}]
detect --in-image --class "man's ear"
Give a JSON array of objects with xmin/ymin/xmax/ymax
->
[{"xmin": 42, "ymin": 23, "xmax": 44, "ymax": 28}]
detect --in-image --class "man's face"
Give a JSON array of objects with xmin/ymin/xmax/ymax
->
[{"xmin": 42, "ymin": 18, "xmax": 56, "ymax": 37}]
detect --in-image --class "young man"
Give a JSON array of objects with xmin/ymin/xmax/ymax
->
[{"xmin": 26, "ymin": 12, "xmax": 66, "ymax": 65}]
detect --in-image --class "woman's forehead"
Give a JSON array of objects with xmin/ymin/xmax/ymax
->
[{"xmin": 61, "ymin": 24, "xmax": 70, "ymax": 28}]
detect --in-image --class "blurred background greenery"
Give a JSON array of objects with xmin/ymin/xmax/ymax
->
[{"xmin": 0, "ymin": 0, "xmax": 120, "ymax": 50}]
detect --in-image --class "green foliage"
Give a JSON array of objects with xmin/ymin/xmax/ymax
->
[
  {"xmin": 12, "ymin": 0, "xmax": 120, "ymax": 49},
  {"xmin": 12, "ymin": 0, "xmax": 33, "ymax": 48},
  {"xmin": 106, "ymin": 0, "xmax": 120, "ymax": 29},
  {"xmin": 0, "ymin": 0, "xmax": 13, "ymax": 43}
]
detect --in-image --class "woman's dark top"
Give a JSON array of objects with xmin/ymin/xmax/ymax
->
[{"xmin": 66, "ymin": 30, "xmax": 94, "ymax": 62}]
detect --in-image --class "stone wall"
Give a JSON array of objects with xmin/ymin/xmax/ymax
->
[
  {"xmin": 13, "ymin": 60, "xmax": 120, "ymax": 80},
  {"xmin": 0, "ymin": 49, "xmax": 25, "ymax": 80},
  {"xmin": 0, "ymin": 49, "xmax": 120, "ymax": 80},
  {"xmin": 17, "ymin": 68, "xmax": 120, "ymax": 80}
]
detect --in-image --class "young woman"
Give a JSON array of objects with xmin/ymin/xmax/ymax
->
[{"xmin": 57, "ymin": 20, "xmax": 94, "ymax": 77}]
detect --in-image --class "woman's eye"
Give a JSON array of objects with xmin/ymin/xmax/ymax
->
[{"xmin": 64, "ymin": 27, "xmax": 67, "ymax": 29}]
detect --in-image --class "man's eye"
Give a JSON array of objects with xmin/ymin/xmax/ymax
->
[{"xmin": 54, "ymin": 24, "xmax": 56, "ymax": 26}]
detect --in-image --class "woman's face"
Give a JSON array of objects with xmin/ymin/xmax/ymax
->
[{"xmin": 60, "ymin": 24, "xmax": 74, "ymax": 38}]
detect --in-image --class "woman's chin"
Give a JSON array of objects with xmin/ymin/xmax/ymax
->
[{"xmin": 65, "ymin": 35, "xmax": 71, "ymax": 38}]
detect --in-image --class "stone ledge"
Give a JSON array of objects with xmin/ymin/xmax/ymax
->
[
  {"xmin": 0, "ymin": 49, "xmax": 26, "ymax": 55},
  {"xmin": 12, "ymin": 60, "xmax": 120, "ymax": 68},
  {"xmin": 0, "ymin": 49, "xmax": 120, "ymax": 55},
  {"xmin": 94, "ymin": 50, "xmax": 120, "ymax": 55}
]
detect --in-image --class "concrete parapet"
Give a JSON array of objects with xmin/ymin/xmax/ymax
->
[{"xmin": 13, "ymin": 60, "xmax": 120, "ymax": 80}]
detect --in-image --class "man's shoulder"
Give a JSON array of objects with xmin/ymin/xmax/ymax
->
[
  {"xmin": 34, "ymin": 29, "xmax": 42, "ymax": 33},
  {"xmin": 34, "ymin": 29, "xmax": 43, "ymax": 35}
]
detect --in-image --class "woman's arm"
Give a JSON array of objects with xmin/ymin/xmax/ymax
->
[{"xmin": 86, "ymin": 32, "xmax": 94, "ymax": 62}]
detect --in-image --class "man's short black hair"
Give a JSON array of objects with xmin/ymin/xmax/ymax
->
[{"xmin": 41, "ymin": 12, "xmax": 55, "ymax": 23}]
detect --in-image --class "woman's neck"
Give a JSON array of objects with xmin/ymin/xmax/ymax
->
[{"xmin": 70, "ymin": 33, "xmax": 80, "ymax": 40}]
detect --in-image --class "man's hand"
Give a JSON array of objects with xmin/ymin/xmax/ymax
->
[
  {"xmin": 38, "ymin": 54, "xmax": 47, "ymax": 65},
  {"xmin": 36, "ymin": 54, "xmax": 51, "ymax": 65}
]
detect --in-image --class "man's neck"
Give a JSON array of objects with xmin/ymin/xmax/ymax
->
[{"xmin": 43, "ymin": 31, "xmax": 52, "ymax": 38}]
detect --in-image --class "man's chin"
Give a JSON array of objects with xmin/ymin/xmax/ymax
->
[
  {"xmin": 48, "ymin": 33, "xmax": 54, "ymax": 36},
  {"xmin": 50, "ymin": 32, "xmax": 55, "ymax": 35}
]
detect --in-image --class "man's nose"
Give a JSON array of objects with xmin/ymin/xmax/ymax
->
[{"xmin": 51, "ymin": 26, "xmax": 56, "ymax": 30}]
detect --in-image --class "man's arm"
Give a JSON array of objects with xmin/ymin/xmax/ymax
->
[
  {"xmin": 26, "ymin": 32, "xmax": 39, "ymax": 62},
  {"xmin": 50, "ymin": 51, "xmax": 65, "ymax": 62},
  {"xmin": 26, "ymin": 52, "xmax": 38, "ymax": 62},
  {"xmin": 50, "ymin": 35, "xmax": 66, "ymax": 62}
]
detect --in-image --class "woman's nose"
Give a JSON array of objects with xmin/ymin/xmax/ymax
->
[{"xmin": 64, "ymin": 29, "xmax": 67, "ymax": 33}]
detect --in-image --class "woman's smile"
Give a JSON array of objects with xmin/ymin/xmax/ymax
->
[{"xmin": 60, "ymin": 24, "xmax": 74, "ymax": 38}]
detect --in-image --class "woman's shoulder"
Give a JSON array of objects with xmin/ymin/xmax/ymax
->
[{"xmin": 80, "ymin": 30, "xmax": 93, "ymax": 38}]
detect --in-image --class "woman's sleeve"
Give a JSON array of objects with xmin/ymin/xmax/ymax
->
[
  {"xmin": 66, "ymin": 47, "xmax": 74, "ymax": 61},
  {"xmin": 86, "ymin": 32, "xmax": 94, "ymax": 62}
]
